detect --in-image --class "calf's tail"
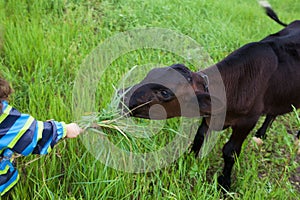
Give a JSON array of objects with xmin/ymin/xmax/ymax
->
[{"xmin": 259, "ymin": 0, "xmax": 287, "ymax": 27}]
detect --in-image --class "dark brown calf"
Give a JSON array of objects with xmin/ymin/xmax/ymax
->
[{"xmin": 120, "ymin": 6, "xmax": 300, "ymax": 190}]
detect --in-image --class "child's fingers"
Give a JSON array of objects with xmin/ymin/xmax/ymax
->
[{"xmin": 66, "ymin": 123, "xmax": 83, "ymax": 138}]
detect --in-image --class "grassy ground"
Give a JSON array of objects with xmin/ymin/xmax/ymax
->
[{"xmin": 1, "ymin": 0, "xmax": 300, "ymax": 199}]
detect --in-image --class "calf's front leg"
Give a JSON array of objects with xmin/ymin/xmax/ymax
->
[
  {"xmin": 218, "ymin": 118, "xmax": 258, "ymax": 190},
  {"xmin": 190, "ymin": 119, "xmax": 209, "ymax": 156}
]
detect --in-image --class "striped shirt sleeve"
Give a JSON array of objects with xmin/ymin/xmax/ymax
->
[{"xmin": 0, "ymin": 101, "xmax": 67, "ymax": 156}]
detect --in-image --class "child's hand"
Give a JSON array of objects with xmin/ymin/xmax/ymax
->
[{"xmin": 66, "ymin": 123, "xmax": 83, "ymax": 138}]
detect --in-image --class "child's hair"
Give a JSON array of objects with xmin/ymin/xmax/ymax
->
[{"xmin": 0, "ymin": 77, "xmax": 12, "ymax": 111}]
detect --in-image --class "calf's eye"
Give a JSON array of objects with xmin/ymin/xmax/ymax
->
[{"xmin": 160, "ymin": 90, "xmax": 170, "ymax": 98}]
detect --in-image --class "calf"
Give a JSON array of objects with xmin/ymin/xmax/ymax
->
[{"xmin": 120, "ymin": 5, "xmax": 300, "ymax": 190}]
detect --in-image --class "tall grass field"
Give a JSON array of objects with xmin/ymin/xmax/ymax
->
[{"xmin": 1, "ymin": 0, "xmax": 300, "ymax": 199}]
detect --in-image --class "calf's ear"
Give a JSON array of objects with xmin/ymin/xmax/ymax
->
[{"xmin": 196, "ymin": 93, "xmax": 224, "ymax": 115}]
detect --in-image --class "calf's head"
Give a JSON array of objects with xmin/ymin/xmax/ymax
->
[{"xmin": 120, "ymin": 64, "xmax": 223, "ymax": 120}]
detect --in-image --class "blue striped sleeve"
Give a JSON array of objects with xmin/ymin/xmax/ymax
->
[{"xmin": 0, "ymin": 101, "xmax": 67, "ymax": 156}]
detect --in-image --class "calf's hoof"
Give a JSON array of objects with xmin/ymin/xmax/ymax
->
[
  {"xmin": 252, "ymin": 136, "xmax": 263, "ymax": 146},
  {"xmin": 189, "ymin": 147, "xmax": 200, "ymax": 158},
  {"xmin": 217, "ymin": 175, "xmax": 231, "ymax": 191}
]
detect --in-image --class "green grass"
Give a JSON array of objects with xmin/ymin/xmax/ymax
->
[{"xmin": 1, "ymin": 0, "xmax": 300, "ymax": 199}]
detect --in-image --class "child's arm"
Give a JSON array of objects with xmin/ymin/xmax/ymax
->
[
  {"xmin": 0, "ymin": 101, "xmax": 82, "ymax": 196},
  {"xmin": 0, "ymin": 101, "xmax": 82, "ymax": 156}
]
